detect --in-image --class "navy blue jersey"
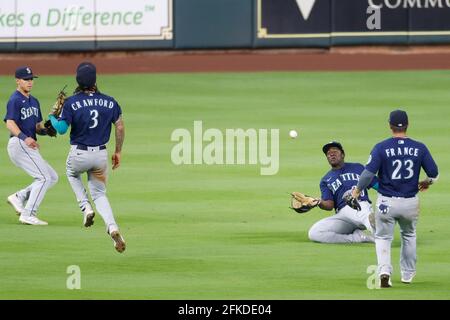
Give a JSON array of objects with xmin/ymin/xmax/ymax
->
[
  {"xmin": 60, "ymin": 91, "xmax": 122, "ymax": 146},
  {"xmin": 365, "ymin": 137, "xmax": 438, "ymax": 198},
  {"xmin": 4, "ymin": 91, "xmax": 42, "ymax": 140},
  {"xmin": 320, "ymin": 162, "xmax": 378, "ymax": 212}
]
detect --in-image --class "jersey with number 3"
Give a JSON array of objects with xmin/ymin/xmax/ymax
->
[
  {"xmin": 60, "ymin": 92, "xmax": 122, "ymax": 146},
  {"xmin": 365, "ymin": 137, "xmax": 438, "ymax": 198}
]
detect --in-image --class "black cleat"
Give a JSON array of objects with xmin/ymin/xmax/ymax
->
[
  {"xmin": 83, "ymin": 211, "xmax": 95, "ymax": 227},
  {"xmin": 380, "ymin": 274, "xmax": 392, "ymax": 288}
]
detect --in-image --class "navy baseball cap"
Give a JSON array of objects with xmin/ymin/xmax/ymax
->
[
  {"xmin": 389, "ymin": 109, "xmax": 408, "ymax": 127},
  {"xmin": 15, "ymin": 66, "xmax": 38, "ymax": 80},
  {"xmin": 76, "ymin": 62, "xmax": 96, "ymax": 88},
  {"xmin": 322, "ymin": 141, "xmax": 345, "ymax": 155}
]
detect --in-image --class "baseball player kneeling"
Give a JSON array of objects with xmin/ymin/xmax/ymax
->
[{"xmin": 291, "ymin": 141, "xmax": 377, "ymax": 244}]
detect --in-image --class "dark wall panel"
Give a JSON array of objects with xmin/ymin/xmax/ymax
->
[
  {"xmin": 331, "ymin": 0, "xmax": 408, "ymax": 45},
  {"xmin": 175, "ymin": 0, "xmax": 253, "ymax": 49},
  {"xmin": 409, "ymin": 5, "xmax": 450, "ymax": 44},
  {"xmin": 255, "ymin": 0, "xmax": 331, "ymax": 48}
]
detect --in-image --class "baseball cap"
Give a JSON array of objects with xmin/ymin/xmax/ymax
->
[
  {"xmin": 322, "ymin": 141, "xmax": 345, "ymax": 155},
  {"xmin": 15, "ymin": 66, "xmax": 38, "ymax": 80},
  {"xmin": 389, "ymin": 109, "xmax": 408, "ymax": 127},
  {"xmin": 76, "ymin": 62, "xmax": 96, "ymax": 88}
]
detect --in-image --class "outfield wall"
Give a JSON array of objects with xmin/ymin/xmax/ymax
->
[{"xmin": 1, "ymin": 0, "xmax": 450, "ymax": 52}]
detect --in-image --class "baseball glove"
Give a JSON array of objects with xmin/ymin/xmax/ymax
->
[
  {"xmin": 44, "ymin": 85, "xmax": 67, "ymax": 138},
  {"xmin": 290, "ymin": 192, "xmax": 321, "ymax": 214},
  {"xmin": 342, "ymin": 190, "xmax": 361, "ymax": 211},
  {"xmin": 44, "ymin": 120, "xmax": 57, "ymax": 137}
]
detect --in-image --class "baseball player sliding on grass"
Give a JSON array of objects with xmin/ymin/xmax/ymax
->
[
  {"xmin": 292, "ymin": 141, "xmax": 378, "ymax": 243},
  {"xmin": 5, "ymin": 66, "xmax": 58, "ymax": 226},
  {"xmin": 48, "ymin": 62, "xmax": 126, "ymax": 253},
  {"xmin": 349, "ymin": 110, "xmax": 438, "ymax": 287}
]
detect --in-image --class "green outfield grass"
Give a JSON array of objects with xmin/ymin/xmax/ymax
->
[{"xmin": 0, "ymin": 70, "xmax": 449, "ymax": 299}]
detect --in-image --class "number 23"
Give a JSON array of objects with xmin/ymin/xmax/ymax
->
[{"xmin": 392, "ymin": 159, "xmax": 414, "ymax": 180}]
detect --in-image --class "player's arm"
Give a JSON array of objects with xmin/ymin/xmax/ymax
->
[
  {"xmin": 370, "ymin": 182, "xmax": 379, "ymax": 191},
  {"xmin": 112, "ymin": 116, "xmax": 124, "ymax": 170},
  {"xmin": 418, "ymin": 146, "xmax": 439, "ymax": 192},
  {"xmin": 353, "ymin": 148, "xmax": 381, "ymax": 198},
  {"xmin": 34, "ymin": 107, "xmax": 47, "ymax": 136},
  {"xmin": 319, "ymin": 179, "xmax": 334, "ymax": 211},
  {"xmin": 353, "ymin": 169, "xmax": 376, "ymax": 198},
  {"xmin": 318, "ymin": 200, "xmax": 334, "ymax": 211},
  {"xmin": 5, "ymin": 119, "xmax": 39, "ymax": 149},
  {"xmin": 366, "ymin": 168, "xmax": 379, "ymax": 191},
  {"xmin": 48, "ymin": 115, "xmax": 69, "ymax": 134}
]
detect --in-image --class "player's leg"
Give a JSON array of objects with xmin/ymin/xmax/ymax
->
[
  {"xmin": 308, "ymin": 214, "xmax": 371, "ymax": 243},
  {"xmin": 16, "ymin": 185, "xmax": 32, "ymax": 204},
  {"xmin": 7, "ymin": 139, "xmax": 33, "ymax": 215},
  {"xmin": 66, "ymin": 147, "xmax": 95, "ymax": 226},
  {"xmin": 87, "ymin": 150, "xmax": 125, "ymax": 253},
  {"xmin": 397, "ymin": 197, "xmax": 419, "ymax": 283},
  {"xmin": 7, "ymin": 138, "xmax": 58, "ymax": 224},
  {"xmin": 21, "ymin": 157, "xmax": 58, "ymax": 219},
  {"xmin": 7, "ymin": 186, "xmax": 31, "ymax": 216},
  {"xmin": 375, "ymin": 195, "xmax": 396, "ymax": 287},
  {"xmin": 341, "ymin": 201, "xmax": 375, "ymax": 233},
  {"xmin": 88, "ymin": 175, "xmax": 125, "ymax": 253},
  {"xmin": 360, "ymin": 201, "xmax": 375, "ymax": 233}
]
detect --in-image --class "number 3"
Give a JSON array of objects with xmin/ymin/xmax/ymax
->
[{"xmin": 89, "ymin": 110, "xmax": 99, "ymax": 128}]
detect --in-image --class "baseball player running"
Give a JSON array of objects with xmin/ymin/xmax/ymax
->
[
  {"xmin": 4, "ymin": 66, "xmax": 58, "ymax": 225},
  {"xmin": 308, "ymin": 141, "xmax": 378, "ymax": 244},
  {"xmin": 351, "ymin": 110, "xmax": 438, "ymax": 287},
  {"xmin": 48, "ymin": 62, "xmax": 126, "ymax": 253}
]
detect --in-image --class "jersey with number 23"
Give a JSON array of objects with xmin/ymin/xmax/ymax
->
[{"xmin": 365, "ymin": 137, "xmax": 438, "ymax": 198}]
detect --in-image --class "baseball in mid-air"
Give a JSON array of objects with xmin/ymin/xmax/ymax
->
[{"xmin": 289, "ymin": 130, "xmax": 298, "ymax": 139}]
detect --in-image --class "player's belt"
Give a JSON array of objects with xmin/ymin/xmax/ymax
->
[
  {"xmin": 76, "ymin": 144, "xmax": 106, "ymax": 151},
  {"xmin": 379, "ymin": 193, "xmax": 417, "ymax": 199}
]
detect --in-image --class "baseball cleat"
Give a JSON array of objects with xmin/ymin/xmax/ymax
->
[
  {"xmin": 19, "ymin": 215, "xmax": 48, "ymax": 226},
  {"xmin": 81, "ymin": 203, "xmax": 95, "ymax": 227},
  {"xmin": 83, "ymin": 212, "xmax": 95, "ymax": 227},
  {"xmin": 380, "ymin": 274, "xmax": 392, "ymax": 288},
  {"xmin": 7, "ymin": 193, "xmax": 24, "ymax": 216},
  {"xmin": 355, "ymin": 229, "xmax": 375, "ymax": 243},
  {"xmin": 362, "ymin": 232, "xmax": 375, "ymax": 243},
  {"xmin": 110, "ymin": 231, "xmax": 126, "ymax": 253},
  {"xmin": 401, "ymin": 272, "xmax": 416, "ymax": 284}
]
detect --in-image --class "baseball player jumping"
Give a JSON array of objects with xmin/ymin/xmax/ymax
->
[
  {"xmin": 48, "ymin": 62, "xmax": 126, "ymax": 253},
  {"xmin": 4, "ymin": 66, "xmax": 58, "ymax": 225},
  {"xmin": 307, "ymin": 141, "xmax": 378, "ymax": 243},
  {"xmin": 351, "ymin": 110, "xmax": 438, "ymax": 287}
]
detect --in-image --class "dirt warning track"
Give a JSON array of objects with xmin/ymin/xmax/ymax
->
[{"xmin": 1, "ymin": 47, "xmax": 450, "ymax": 75}]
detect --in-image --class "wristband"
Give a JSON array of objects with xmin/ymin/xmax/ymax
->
[
  {"xmin": 427, "ymin": 175, "xmax": 439, "ymax": 185},
  {"xmin": 18, "ymin": 132, "xmax": 27, "ymax": 141}
]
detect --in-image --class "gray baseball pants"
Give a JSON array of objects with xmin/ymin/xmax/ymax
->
[
  {"xmin": 375, "ymin": 194, "xmax": 419, "ymax": 279},
  {"xmin": 7, "ymin": 137, "xmax": 58, "ymax": 216},
  {"xmin": 308, "ymin": 201, "xmax": 373, "ymax": 243},
  {"xmin": 66, "ymin": 145, "xmax": 119, "ymax": 233}
]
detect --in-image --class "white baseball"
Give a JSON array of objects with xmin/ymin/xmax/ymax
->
[{"xmin": 289, "ymin": 130, "xmax": 298, "ymax": 139}]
